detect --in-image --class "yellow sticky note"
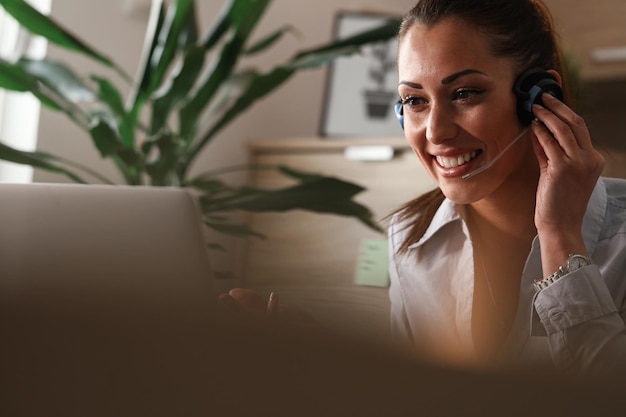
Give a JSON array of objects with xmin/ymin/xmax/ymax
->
[{"xmin": 354, "ymin": 239, "xmax": 389, "ymax": 287}]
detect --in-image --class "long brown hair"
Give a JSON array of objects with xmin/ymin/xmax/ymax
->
[{"xmin": 392, "ymin": 0, "xmax": 570, "ymax": 253}]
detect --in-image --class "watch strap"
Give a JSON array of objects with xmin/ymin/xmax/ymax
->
[{"xmin": 533, "ymin": 253, "xmax": 592, "ymax": 292}]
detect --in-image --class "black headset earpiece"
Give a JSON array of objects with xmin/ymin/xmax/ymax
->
[
  {"xmin": 513, "ymin": 68, "xmax": 563, "ymax": 125},
  {"xmin": 394, "ymin": 100, "xmax": 404, "ymax": 130}
]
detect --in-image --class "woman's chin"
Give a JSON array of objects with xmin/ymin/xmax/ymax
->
[{"xmin": 439, "ymin": 184, "xmax": 485, "ymax": 205}]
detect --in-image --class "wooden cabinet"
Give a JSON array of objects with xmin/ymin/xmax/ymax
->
[{"xmin": 243, "ymin": 138, "xmax": 435, "ymax": 342}]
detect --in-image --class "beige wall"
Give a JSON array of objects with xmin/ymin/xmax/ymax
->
[{"xmin": 33, "ymin": 0, "xmax": 414, "ymax": 183}]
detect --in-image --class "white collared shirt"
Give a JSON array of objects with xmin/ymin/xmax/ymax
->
[{"xmin": 388, "ymin": 177, "xmax": 626, "ymax": 373}]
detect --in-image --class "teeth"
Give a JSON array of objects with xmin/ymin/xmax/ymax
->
[{"xmin": 436, "ymin": 151, "xmax": 478, "ymax": 168}]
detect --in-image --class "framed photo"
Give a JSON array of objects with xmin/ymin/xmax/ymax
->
[{"xmin": 319, "ymin": 11, "xmax": 402, "ymax": 138}]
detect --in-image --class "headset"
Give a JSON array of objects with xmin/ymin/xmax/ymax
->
[
  {"xmin": 513, "ymin": 68, "xmax": 563, "ymax": 125},
  {"xmin": 394, "ymin": 100, "xmax": 405, "ymax": 130},
  {"xmin": 394, "ymin": 68, "xmax": 563, "ymax": 130}
]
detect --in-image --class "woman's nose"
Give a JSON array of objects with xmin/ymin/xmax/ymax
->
[{"xmin": 425, "ymin": 104, "xmax": 458, "ymax": 144}]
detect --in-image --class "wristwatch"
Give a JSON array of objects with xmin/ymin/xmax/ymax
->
[{"xmin": 533, "ymin": 253, "xmax": 592, "ymax": 292}]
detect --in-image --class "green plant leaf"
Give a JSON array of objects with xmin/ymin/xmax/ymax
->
[
  {"xmin": 179, "ymin": 0, "xmax": 271, "ymax": 141},
  {"xmin": 189, "ymin": 68, "xmax": 257, "ymax": 135},
  {"xmin": 304, "ymin": 199, "xmax": 381, "ymax": 231},
  {"xmin": 0, "ymin": 0, "xmax": 123, "ymax": 75},
  {"xmin": 89, "ymin": 117, "xmax": 122, "ymax": 157},
  {"xmin": 88, "ymin": 115, "xmax": 141, "ymax": 177},
  {"xmin": 292, "ymin": 17, "xmax": 400, "ymax": 62},
  {"xmin": 87, "ymin": 115, "xmax": 142, "ymax": 185},
  {"xmin": 0, "ymin": 140, "xmax": 87, "ymax": 183},
  {"xmin": 200, "ymin": 176, "xmax": 380, "ymax": 231},
  {"xmin": 18, "ymin": 58, "xmax": 95, "ymax": 103},
  {"xmin": 185, "ymin": 177, "xmax": 228, "ymax": 195},
  {"xmin": 144, "ymin": 1, "xmax": 200, "ymax": 134},
  {"xmin": 0, "ymin": 57, "xmax": 65, "ymax": 111},
  {"xmin": 91, "ymin": 76, "xmax": 134, "ymax": 146},
  {"xmin": 202, "ymin": 0, "xmax": 282, "ymax": 51},
  {"xmin": 200, "ymin": 0, "xmax": 234, "ymax": 50},
  {"xmin": 276, "ymin": 165, "xmax": 327, "ymax": 182},
  {"xmin": 178, "ymin": 0, "xmax": 199, "ymax": 48},
  {"xmin": 244, "ymin": 25, "xmax": 297, "ymax": 55},
  {"xmin": 144, "ymin": 132, "xmax": 183, "ymax": 186},
  {"xmin": 289, "ymin": 45, "xmax": 359, "ymax": 69},
  {"xmin": 150, "ymin": 45, "xmax": 205, "ymax": 134},
  {"xmin": 146, "ymin": 0, "xmax": 196, "ymax": 96},
  {"xmin": 289, "ymin": 18, "xmax": 400, "ymax": 69},
  {"xmin": 205, "ymin": 177, "xmax": 363, "ymax": 211},
  {"xmin": 0, "ymin": 56, "xmax": 34, "ymax": 91},
  {"xmin": 128, "ymin": 0, "xmax": 166, "ymax": 111},
  {"xmin": 203, "ymin": 219, "xmax": 266, "ymax": 239}
]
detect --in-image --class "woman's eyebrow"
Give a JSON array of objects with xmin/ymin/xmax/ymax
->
[
  {"xmin": 441, "ymin": 69, "xmax": 486, "ymax": 84},
  {"xmin": 399, "ymin": 69, "xmax": 487, "ymax": 89},
  {"xmin": 398, "ymin": 80, "xmax": 422, "ymax": 89}
]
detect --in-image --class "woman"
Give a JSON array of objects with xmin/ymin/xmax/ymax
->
[{"xmin": 389, "ymin": 0, "xmax": 626, "ymax": 373}]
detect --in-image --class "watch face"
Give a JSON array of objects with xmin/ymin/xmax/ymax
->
[{"xmin": 567, "ymin": 255, "xmax": 591, "ymax": 272}]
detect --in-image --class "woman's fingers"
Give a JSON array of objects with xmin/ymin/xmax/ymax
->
[
  {"xmin": 220, "ymin": 288, "xmax": 267, "ymax": 315},
  {"xmin": 530, "ymin": 116, "xmax": 566, "ymax": 163},
  {"xmin": 531, "ymin": 94, "xmax": 603, "ymax": 177},
  {"xmin": 534, "ymin": 93, "xmax": 592, "ymax": 151}
]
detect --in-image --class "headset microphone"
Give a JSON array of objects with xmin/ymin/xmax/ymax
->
[{"xmin": 461, "ymin": 127, "xmax": 530, "ymax": 179}]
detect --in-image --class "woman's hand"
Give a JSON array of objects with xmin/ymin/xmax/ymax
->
[
  {"xmin": 530, "ymin": 93, "xmax": 604, "ymax": 274},
  {"xmin": 219, "ymin": 288, "xmax": 319, "ymax": 326}
]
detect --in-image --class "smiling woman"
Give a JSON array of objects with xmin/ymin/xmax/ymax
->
[{"xmin": 388, "ymin": 0, "xmax": 626, "ymax": 375}]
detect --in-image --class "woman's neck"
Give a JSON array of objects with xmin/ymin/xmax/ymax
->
[{"xmin": 466, "ymin": 164, "xmax": 539, "ymax": 242}]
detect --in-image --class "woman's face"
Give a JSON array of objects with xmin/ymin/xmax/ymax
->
[{"xmin": 397, "ymin": 19, "xmax": 538, "ymax": 204}]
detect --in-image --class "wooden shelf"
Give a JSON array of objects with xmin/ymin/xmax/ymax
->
[{"xmin": 247, "ymin": 137, "xmax": 410, "ymax": 154}]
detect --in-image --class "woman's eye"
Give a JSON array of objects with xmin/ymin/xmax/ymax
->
[
  {"xmin": 453, "ymin": 89, "xmax": 484, "ymax": 101},
  {"xmin": 401, "ymin": 96, "xmax": 427, "ymax": 109}
]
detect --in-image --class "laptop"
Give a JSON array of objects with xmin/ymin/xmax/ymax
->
[{"xmin": 0, "ymin": 183, "xmax": 222, "ymax": 414}]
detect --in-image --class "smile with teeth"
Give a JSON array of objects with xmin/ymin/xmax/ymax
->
[{"xmin": 435, "ymin": 151, "xmax": 480, "ymax": 168}]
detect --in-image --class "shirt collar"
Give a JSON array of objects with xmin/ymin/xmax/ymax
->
[
  {"xmin": 408, "ymin": 198, "xmax": 462, "ymax": 249},
  {"xmin": 406, "ymin": 177, "xmax": 607, "ymax": 252}
]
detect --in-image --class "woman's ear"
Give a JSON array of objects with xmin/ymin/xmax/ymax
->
[{"xmin": 547, "ymin": 69, "xmax": 562, "ymax": 86}]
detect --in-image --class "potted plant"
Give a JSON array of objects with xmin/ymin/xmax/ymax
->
[{"xmin": 0, "ymin": 0, "xmax": 400, "ymax": 242}]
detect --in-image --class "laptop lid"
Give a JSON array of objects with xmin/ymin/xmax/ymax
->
[{"xmin": 0, "ymin": 182, "xmax": 215, "ymax": 306}]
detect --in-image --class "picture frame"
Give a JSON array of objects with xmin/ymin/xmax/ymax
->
[{"xmin": 319, "ymin": 11, "xmax": 402, "ymax": 138}]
